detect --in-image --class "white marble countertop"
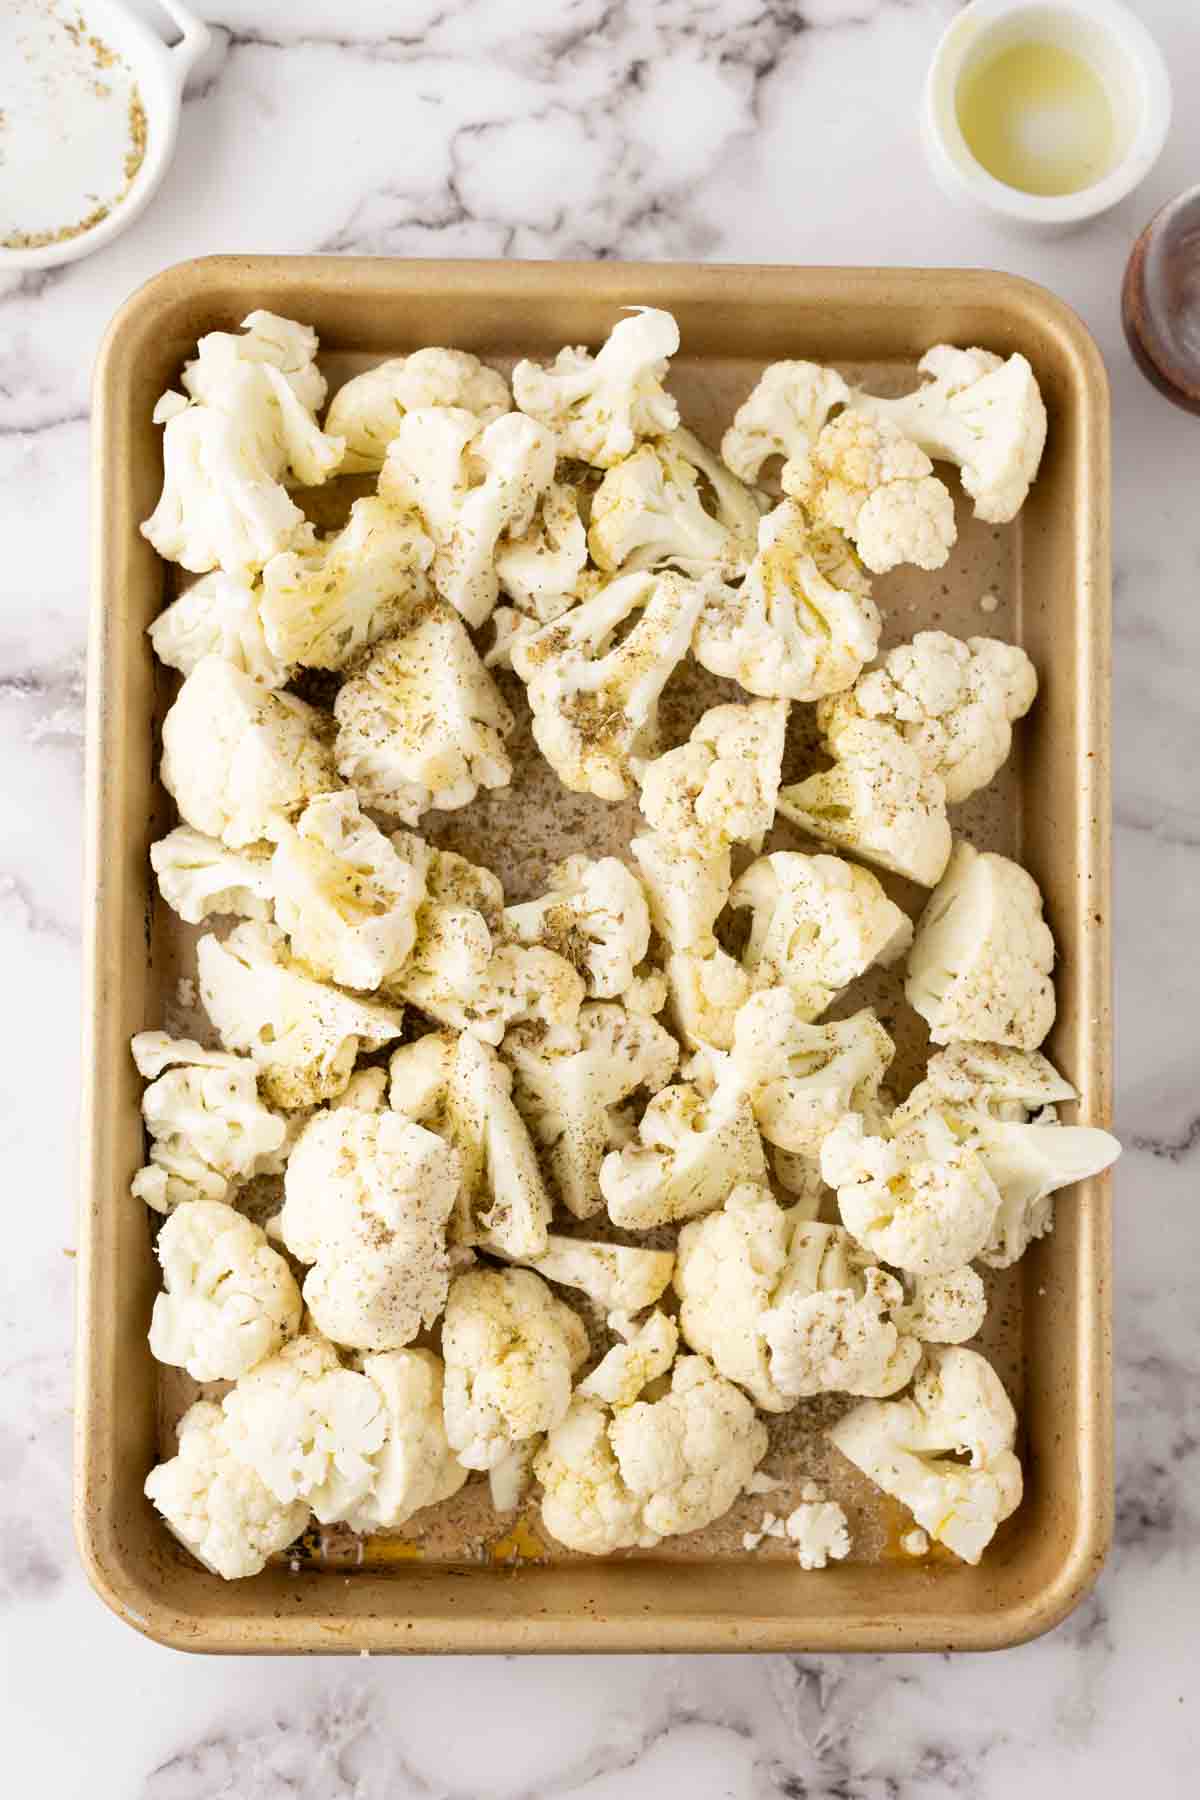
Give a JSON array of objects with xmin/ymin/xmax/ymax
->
[{"xmin": 1, "ymin": 0, "xmax": 1196, "ymax": 1792}]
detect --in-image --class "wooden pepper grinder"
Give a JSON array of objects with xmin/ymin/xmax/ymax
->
[{"xmin": 1122, "ymin": 186, "xmax": 1200, "ymax": 413}]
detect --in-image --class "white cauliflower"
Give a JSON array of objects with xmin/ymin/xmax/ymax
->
[
  {"xmin": 142, "ymin": 311, "xmax": 344, "ymax": 579},
  {"xmin": 270, "ymin": 790, "xmax": 425, "ymax": 991},
  {"xmin": 130, "ymin": 1031, "xmax": 287, "ymax": 1212},
  {"xmin": 776, "ymin": 718, "xmax": 951, "ymax": 887},
  {"xmin": 511, "ymin": 569, "xmax": 709, "ymax": 800},
  {"xmin": 820, "ymin": 631, "xmax": 1038, "ymax": 804},
  {"xmin": 718, "ymin": 988, "xmax": 894, "ymax": 1156},
  {"xmin": 512, "ymin": 306, "xmax": 680, "ymax": 468},
  {"xmin": 662, "ymin": 947, "xmax": 752, "ymax": 1053},
  {"xmin": 160, "ymin": 656, "xmax": 339, "ymax": 849},
  {"xmin": 520, "ymin": 1235, "xmax": 675, "ymax": 1323},
  {"xmin": 259, "ymin": 497, "xmax": 433, "ymax": 670},
  {"xmin": 892, "ymin": 1268, "xmax": 988, "ymax": 1343},
  {"xmin": 783, "ymin": 413, "xmax": 956, "ymax": 574},
  {"xmin": 535, "ymin": 1355, "xmax": 767, "ymax": 1554},
  {"xmin": 149, "ymin": 570, "xmax": 290, "ymax": 688},
  {"xmin": 150, "ymin": 827, "xmax": 274, "ymax": 925},
  {"xmin": 730, "ymin": 851, "xmax": 912, "ymax": 1019},
  {"xmin": 691, "ymin": 502, "xmax": 880, "ymax": 702},
  {"xmin": 587, "ymin": 440, "xmax": 747, "ymax": 578},
  {"xmin": 149, "ymin": 1200, "xmax": 301, "ymax": 1381},
  {"xmin": 494, "ymin": 481, "xmax": 589, "ymax": 618},
  {"xmin": 638, "ymin": 699, "xmax": 788, "ymax": 854},
  {"xmin": 341, "ymin": 1350, "xmax": 469, "ymax": 1533},
  {"xmin": 721, "ymin": 360, "xmax": 850, "ymax": 482},
  {"xmin": 334, "ymin": 607, "xmax": 514, "ymax": 824},
  {"xmin": 502, "ymin": 855, "xmax": 651, "ymax": 1001},
  {"xmin": 382, "ymin": 408, "xmax": 556, "ymax": 627},
  {"xmin": 895, "ymin": 1041, "xmax": 1077, "ymax": 1127},
  {"xmin": 277, "ymin": 1107, "xmax": 460, "ymax": 1351},
  {"xmin": 906, "ymin": 841, "xmax": 1056, "ymax": 1049},
  {"xmin": 600, "ymin": 1074, "xmax": 767, "ymax": 1230},
  {"xmin": 144, "ymin": 1399, "xmax": 310, "ymax": 1580},
  {"xmin": 326, "ymin": 348, "xmax": 511, "ymax": 472},
  {"xmin": 441, "ymin": 1268, "xmax": 588, "ymax": 1470},
  {"xmin": 848, "ymin": 346, "xmax": 1047, "ymax": 524},
  {"xmin": 197, "ymin": 921, "xmax": 405, "ymax": 1108},
  {"xmin": 821, "ymin": 1109, "xmax": 1001, "ymax": 1276},
  {"xmin": 785, "ymin": 1500, "xmax": 851, "ymax": 1570},
  {"xmin": 665, "ymin": 426, "xmax": 767, "ymax": 560},
  {"xmin": 504, "ymin": 1001, "xmax": 678, "ymax": 1218},
  {"xmin": 221, "ymin": 1334, "xmax": 388, "ymax": 1524},
  {"xmin": 630, "ymin": 831, "xmax": 731, "ymax": 954},
  {"xmin": 829, "ymin": 1345, "xmax": 1023, "ymax": 1563},
  {"xmin": 578, "ymin": 1311, "xmax": 679, "ymax": 1407}
]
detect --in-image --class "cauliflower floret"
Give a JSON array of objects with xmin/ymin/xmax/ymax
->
[
  {"xmin": 848, "ymin": 346, "xmax": 1047, "ymax": 524},
  {"xmin": 270, "ymin": 791, "xmax": 424, "ymax": 991},
  {"xmin": 895, "ymin": 1041, "xmax": 1077, "ymax": 1127},
  {"xmin": 520, "ymin": 1235, "xmax": 675, "ymax": 1323},
  {"xmin": 783, "ymin": 413, "xmax": 956, "ymax": 575},
  {"xmin": 536, "ymin": 1354, "xmax": 767, "ymax": 1553},
  {"xmin": 130, "ymin": 1031, "xmax": 288, "ymax": 1212},
  {"xmin": 663, "ymin": 947, "xmax": 752, "ymax": 1053},
  {"xmin": 502, "ymin": 855, "xmax": 651, "ymax": 1001},
  {"xmin": 494, "ymin": 481, "xmax": 588, "ymax": 618},
  {"xmin": 150, "ymin": 827, "xmax": 274, "ymax": 925},
  {"xmin": 665, "ymin": 427, "xmax": 767, "ymax": 558},
  {"xmin": 382, "ymin": 409, "xmax": 556, "ymax": 627},
  {"xmin": 161, "ymin": 656, "xmax": 339, "ymax": 849},
  {"xmin": 334, "ymin": 606, "xmax": 514, "ymax": 823},
  {"xmin": 441, "ymin": 1268, "xmax": 588, "ymax": 1470},
  {"xmin": 785, "ymin": 1499, "xmax": 851, "ymax": 1570},
  {"xmin": 692, "ymin": 502, "xmax": 880, "ymax": 702},
  {"xmin": 718, "ymin": 988, "xmax": 894, "ymax": 1155},
  {"xmin": 511, "ymin": 569, "xmax": 709, "ymax": 801},
  {"xmin": 578, "ymin": 1311, "xmax": 679, "ymax": 1407},
  {"xmin": 777, "ymin": 718, "xmax": 952, "ymax": 888},
  {"xmin": 149, "ymin": 570, "xmax": 290, "ymax": 688},
  {"xmin": 587, "ymin": 441, "xmax": 747, "ymax": 579},
  {"xmin": 277, "ymin": 1107, "xmax": 460, "ymax": 1351},
  {"xmin": 197, "ymin": 921, "xmax": 405, "ymax": 1108},
  {"xmin": 149, "ymin": 1200, "xmax": 301, "ymax": 1381},
  {"xmin": 821, "ymin": 631, "xmax": 1038, "ymax": 804},
  {"xmin": 630, "ymin": 831, "xmax": 731, "ymax": 954},
  {"xmin": 512, "ymin": 307, "xmax": 680, "ymax": 468},
  {"xmin": 906, "ymin": 842, "xmax": 1055, "ymax": 1049},
  {"xmin": 674, "ymin": 1183, "xmax": 793, "ymax": 1407},
  {"xmin": 341, "ymin": 1350, "xmax": 469, "ymax": 1534},
  {"xmin": 504, "ymin": 1001, "xmax": 678, "ymax": 1218},
  {"xmin": 721, "ymin": 361, "xmax": 850, "ymax": 482},
  {"xmin": 326, "ymin": 348, "xmax": 511, "ymax": 472},
  {"xmin": 829, "ymin": 1345, "xmax": 1023, "ymax": 1563},
  {"xmin": 144, "ymin": 1400, "xmax": 309, "ymax": 1580},
  {"xmin": 259, "ymin": 497, "xmax": 433, "ymax": 670},
  {"xmin": 639, "ymin": 699, "xmax": 788, "ymax": 854},
  {"xmin": 142, "ymin": 311, "xmax": 344, "ymax": 579},
  {"xmin": 221, "ymin": 1334, "xmax": 388, "ymax": 1524},
  {"xmin": 892, "ymin": 1267, "xmax": 988, "ymax": 1343},
  {"xmin": 440, "ymin": 1034, "xmax": 555, "ymax": 1259},
  {"xmin": 821, "ymin": 1109, "xmax": 1001, "ymax": 1276},
  {"xmin": 730, "ymin": 851, "xmax": 912, "ymax": 1019},
  {"xmin": 600, "ymin": 1074, "xmax": 767, "ymax": 1230}
]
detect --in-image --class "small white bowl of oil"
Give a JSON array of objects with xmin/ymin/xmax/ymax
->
[
  {"xmin": 0, "ymin": 0, "xmax": 210, "ymax": 270},
  {"xmin": 922, "ymin": 0, "xmax": 1171, "ymax": 228}
]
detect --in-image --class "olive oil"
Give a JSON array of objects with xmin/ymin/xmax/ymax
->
[{"xmin": 957, "ymin": 42, "xmax": 1117, "ymax": 197}]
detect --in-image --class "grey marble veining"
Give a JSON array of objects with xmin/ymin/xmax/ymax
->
[{"xmin": 0, "ymin": 0, "xmax": 1196, "ymax": 1793}]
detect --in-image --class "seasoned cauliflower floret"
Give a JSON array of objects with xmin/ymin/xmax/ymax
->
[
  {"xmin": 639, "ymin": 699, "xmax": 788, "ymax": 854},
  {"xmin": 896, "ymin": 1040, "xmax": 1077, "ymax": 1126},
  {"xmin": 630, "ymin": 831, "xmax": 731, "ymax": 954},
  {"xmin": 663, "ymin": 946, "xmax": 752, "ymax": 1053},
  {"xmin": 785, "ymin": 1499, "xmax": 851, "ymax": 1570},
  {"xmin": 692, "ymin": 502, "xmax": 880, "ymax": 702},
  {"xmin": 161, "ymin": 656, "xmax": 339, "ymax": 849},
  {"xmin": 512, "ymin": 306, "xmax": 681, "ymax": 468},
  {"xmin": 665, "ymin": 427, "xmax": 767, "ymax": 559},
  {"xmin": 441, "ymin": 1268, "xmax": 588, "ymax": 1470},
  {"xmin": 334, "ymin": 607, "xmax": 515, "ymax": 825},
  {"xmin": 145, "ymin": 1399, "xmax": 309, "ymax": 1581},
  {"xmin": 784, "ymin": 413, "xmax": 956, "ymax": 575},
  {"xmin": 600, "ymin": 1075, "xmax": 767, "ymax": 1230},
  {"xmin": 848, "ymin": 346, "xmax": 1047, "ymax": 524},
  {"xmin": 721, "ymin": 360, "xmax": 850, "ymax": 482},
  {"xmin": 197, "ymin": 921, "xmax": 405, "ymax": 1108},
  {"xmin": 504, "ymin": 1001, "xmax": 678, "ymax": 1218},
  {"xmin": 277, "ymin": 1106, "xmax": 459, "ymax": 1351},
  {"xmin": 777, "ymin": 718, "xmax": 951, "ymax": 888},
  {"xmin": 578, "ymin": 1310, "xmax": 679, "ymax": 1407},
  {"xmin": 892, "ymin": 1267, "xmax": 988, "ymax": 1344},
  {"xmin": 718, "ymin": 988, "xmax": 894, "ymax": 1156},
  {"xmin": 588, "ymin": 440, "xmax": 747, "ymax": 579},
  {"xmin": 494, "ymin": 481, "xmax": 589, "ymax": 619},
  {"xmin": 150, "ymin": 827, "xmax": 274, "ymax": 925},
  {"xmin": 821, "ymin": 631, "xmax": 1038, "ymax": 804},
  {"xmin": 520, "ymin": 1235, "xmax": 675, "ymax": 1323},
  {"xmin": 342, "ymin": 1350, "xmax": 469, "ymax": 1534},
  {"xmin": 259, "ymin": 497, "xmax": 433, "ymax": 670},
  {"xmin": 326, "ymin": 348, "xmax": 511, "ymax": 472},
  {"xmin": 906, "ymin": 842, "xmax": 1055, "ymax": 1049},
  {"xmin": 270, "ymin": 791, "xmax": 425, "ymax": 991},
  {"xmin": 502, "ymin": 855, "xmax": 651, "ymax": 1002},
  {"xmin": 149, "ymin": 1200, "xmax": 301, "ymax": 1382},
  {"xmin": 730, "ymin": 851, "xmax": 912, "ymax": 1019},
  {"xmin": 130, "ymin": 1031, "xmax": 287, "ymax": 1212},
  {"xmin": 222, "ymin": 1334, "xmax": 388, "ymax": 1524},
  {"xmin": 149, "ymin": 570, "xmax": 290, "ymax": 689},
  {"xmin": 511, "ymin": 569, "xmax": 709, "ymax": 801},
  {"xmin": 829, "ymin": 1346, "xmax": 1023, "ymax": 1563}
]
